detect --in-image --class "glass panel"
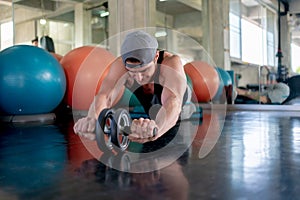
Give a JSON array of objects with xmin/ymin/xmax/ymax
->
[
  {"xmin": 241, "ymin": 18, "xmax": 264, "ymax": 65},
  {"xmin": 266, "ymin": 9, "xmax": 276, "ymax": 67},
  {"xmin": 90, "ymin": 2, "xmax": 109, "ymax": 46},
  {"xmin": 155, "ymin": 0, "xmax": 202, "ymax": 63},
  {"xmin": 267, "ymin": 31, "xmax": 275, "ymax": 66},
  {"xmin": 230, "ymin": 12, "xmax": 241, "ymax": 59},
  {"xmin": 230, "ymin": 0, "xmax": 242, "ymax": 60},
  {"xmin": 37, "ymin": 20, "xmax": 74, "ymax": 55},
  {"xmin": 0, "ymin": 21, "xmax": 13, "ymax": 50},
  {"xmin": 291, "ymin": 43, "xmax": 300, "ymax": 73},
  {"xmin": 7, "ymin": 0, "xmax": 109, "ymax": 55},
  {"xmin": 230, "ymin": 0, "xmax": 276, "ymax": 66}
]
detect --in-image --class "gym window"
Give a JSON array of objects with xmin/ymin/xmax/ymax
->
[
  {"xmin": 229, "ymin": 0, "xmax": 276, "ymax": 67},
  {"xmin": 0, "ymin": 21, "xmax": 13, "ymax": 51},
  {"xmin": 291, "ymin": 43, "xmax": 300, "ymax": 73}
]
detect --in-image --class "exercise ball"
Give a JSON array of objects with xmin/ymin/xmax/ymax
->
[
  {"xmin": 216, "ymin": 67, "xmax": 232, "ymax": 86},
  {"xmin": 0, "ymin": 45, "xmax": 66, "ymax": 115},
  {"xmin": 184, "ymin": 61, "xmax": 220, "ymax": 102},
  {"xmin": 60, "ymin": 46, "xmax": 116, "ymax": 110},
  {"xmin": 50, "ymin": 52, "xmax": 63, "ymax": 62},
  {"xmin": 213, "ymin": 67, "xmax": 233, "ymax": 103}
]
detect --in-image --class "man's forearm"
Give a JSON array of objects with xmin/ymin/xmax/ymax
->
[
  {"xmin": 155, "ymin": 97, "xmax": 182, "ymax": 137},
  {"xmin": 244, "ymin": 90, "xmax": 260, "ymax": 101},
  {"xmin": 87, "ymin": 93, "xmax": 111, "ymax": 119},
  {"xmin": 237, "ymin": 88, "xmax": 269, "ymax": 103}
]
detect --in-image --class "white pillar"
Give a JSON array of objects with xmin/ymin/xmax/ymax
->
[
  {"xmin": 202, "ymin": 0, "xmax": 230, "ymax": 69},
  {"xmin": 74, "ymin": 3, "xmax": 91, "ymax": 47}
]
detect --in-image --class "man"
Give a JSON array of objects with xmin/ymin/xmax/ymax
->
[
  {"xmin": 74, "ymin": 30, "xmax": 189, "ymax": 144},
  {"xmin": 40, "ymin": 35, "xmax": 55, "ymax": 53},
  {"xmin": 236, "ymin": 80, "xmax": 290, "ymax": 104},
  {"xmin": 31, "ymin": 36, "xmax": 39, "ymax": 46}
]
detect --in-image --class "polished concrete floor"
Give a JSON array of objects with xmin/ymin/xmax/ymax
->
[{"xmin": 0, "ymin": 108, "xmax": 300, "ymax": 200}]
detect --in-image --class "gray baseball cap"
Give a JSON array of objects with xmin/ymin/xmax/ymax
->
[{"xmin": 121, "ymin": 30, "xmax": 158, "ymax": 68}]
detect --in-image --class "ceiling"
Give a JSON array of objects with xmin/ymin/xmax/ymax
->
[
  {"xmin": 1, "ymin": 0, "xmax": 300, "ymax": 19},
  {"xmin": 1, "ymin": 0, "xmax": 300, "ymax": 44},
  {"xmin": 0, "ymin": 0, "xmax": 103, "ymax": 12},
  {"xmin": 156, "ymin": 0, "xmax": 201, "ymax": 15},
  {"xmin": 0, "ymin": 0, "xmax": 201, "ymax": 15}
]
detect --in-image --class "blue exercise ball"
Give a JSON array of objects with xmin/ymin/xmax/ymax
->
[
  {"xmin": 216, "ymin": 67, "xmax": 232, "ymax": 86},
  {"xmin": 213, "ymin": 67, "xmax": 233, "ymax": 103},
  {"xmin": 0, "ymin": 45, "xmax": 66, "ymax": 115}
]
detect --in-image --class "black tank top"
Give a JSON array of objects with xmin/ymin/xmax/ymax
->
[{"xmin": 126, "ymin": 50, "xmax": 187, "ymax": 115}]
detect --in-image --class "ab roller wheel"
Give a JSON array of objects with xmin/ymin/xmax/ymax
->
[
  {"xmin": 111, "ymin": 108, "xmax": 132, "ymax": 151},
  {"xmin": 95, "ymin": 108, "xmax": 116, "ymax": 152},
  {"xmin": 95, "ymin": 108, "xmax": 158, "ymax": 153},
  {"xmin": 95, "ymin": 108, "xmax": 132, "ymax": 152}
]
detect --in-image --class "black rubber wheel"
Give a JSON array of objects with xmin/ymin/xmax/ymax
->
[
  {"xmin": 111, "ymin": 108, "xmax": 132, "ymax": 152},
  {"xmin": 95, "ymin": 108, "xmax": 116, "ymax": 153}
]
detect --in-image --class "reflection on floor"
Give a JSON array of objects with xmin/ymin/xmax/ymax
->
[{"xmin": 0, "ymin": 110, "xmax": 300, "ymax": 199}]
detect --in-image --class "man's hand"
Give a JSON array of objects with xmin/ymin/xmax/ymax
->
[
  {"xmin": 129, "ymin": 118, "xmax": 158, "ymax": 143},
  {"xmin": 73, "ymin": 117, "xmax": 97, "ymax": 140}
]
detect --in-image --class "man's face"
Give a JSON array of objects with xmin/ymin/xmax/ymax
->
[
  {"xmin": 126, "ymin": 61, "xmax": 156, "ymax": 85},
  {"xmin": 32, "ymin": 41, "xmax": 38, "ymax": 46}
]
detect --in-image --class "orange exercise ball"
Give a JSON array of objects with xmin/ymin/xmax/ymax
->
[
  {"xmin": 60, "ymin": 46, "xmax": 115, "ymax": 110},
  {"xmin": 50, "ymin": 52, "xmax": 63, "ymax": 62},
  {"xmin": 95, "ymin": 63, "xmax": 111, "ymax": 93},
  {"xmin": 184, "ymin": 61, "xmax": 220, "ymax": 102}
]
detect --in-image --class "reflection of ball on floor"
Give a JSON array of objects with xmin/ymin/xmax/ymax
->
[
  {"xmin": 60, "ymin": 46, "xmax": 116, "ymax": 110},
  {"xmin": 0, "ymin": 125, "xmax": 66, "ymax": 192},
  {"xmin": 184, "ymin": 61, "xmax": 220, "ymax": 102},
  {"xmin": 0, "ymin": 45, "xmax": 66, "ymax": 115}
]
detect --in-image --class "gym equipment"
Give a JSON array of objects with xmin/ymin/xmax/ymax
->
[
  {"xmin": 213, "ymin": 67, "xmax": 233, "ymax": 103},
  {"xmin": 95, "ymin": 105, "xmax": 203, "ymax": 153},
  {"xmin": 60, "ymin": 46, "xmax": 115, "ymax": 110},
  {"xmin": 216, "ymin": 67, "xmax": 232, "ymax": 86},
  {"xmin": 184, "ymin": 61, "xmax": 220, "ymax": 102},
  {"xmin": 50, "ymin": 52, "xmax": 63, "ymax": 61},
  {"xmin": 95, "ymin": 108, "xmax": 158, "ymax": 152},
  {"xmin": 276, "ymin": 0, "xmax": 289, "ymax": 82},
  {"xmin": 0, "ymin": 45, "xmax": 66, "ymax": 115}
]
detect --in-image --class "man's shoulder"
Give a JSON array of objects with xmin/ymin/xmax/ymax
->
[{"xmin": 161, "ymin": 53, "xmax": 181, "ymax": 64}]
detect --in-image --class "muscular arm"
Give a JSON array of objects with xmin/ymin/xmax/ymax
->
[
  {"xmin": 74, "ymin": 57, "xmax": 127, "ymax": 135},
  {"xmin": 88, "ymin": 57, "xmax": 127, "ymax": 119},
  {"xmin": 155, "ymin": 55, "xmax": 187, "ymax": 137}
]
